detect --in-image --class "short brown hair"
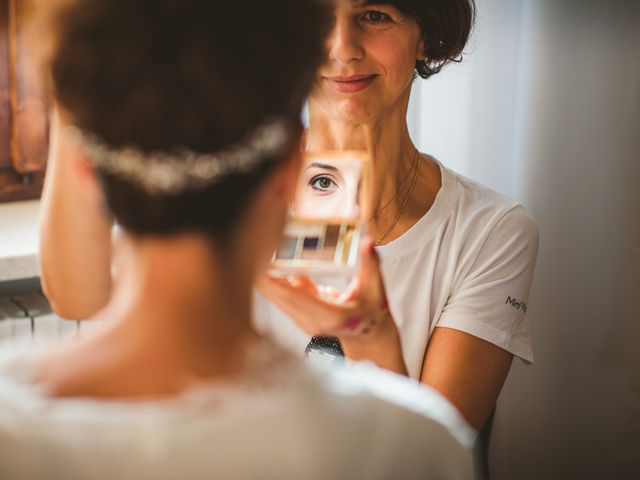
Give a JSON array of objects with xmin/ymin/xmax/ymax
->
[{"xmin": 371, "ymin": 0, "xmax": 475, "ymax": 79}]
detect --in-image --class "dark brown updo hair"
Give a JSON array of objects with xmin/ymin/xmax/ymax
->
[
  {"xmin": 379, "ymin": 0, "xmax": 475, "ymax": 79},
  {"xmin": 47, "ymin": 0, "xmax": 331, "ymax": 243}
]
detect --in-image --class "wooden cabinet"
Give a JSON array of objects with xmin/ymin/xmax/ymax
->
[{"xmin": 0, "ymin": 0, "xmax": 48, "ymax": 203}]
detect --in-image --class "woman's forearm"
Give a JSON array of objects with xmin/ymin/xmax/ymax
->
[{"xmin": 39, "ymin": 110, "xmax": 113, "ymax": 319}]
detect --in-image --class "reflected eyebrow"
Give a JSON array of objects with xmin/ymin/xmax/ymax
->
[
  {"xmin": 306, "ymin": 162, "xmax": 339, "ymax": 172},
  {"xmin": 350, "ymin": 0, "xmax": 392, "ymax": 6}
]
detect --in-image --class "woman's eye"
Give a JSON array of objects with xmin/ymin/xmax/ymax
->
[
  {"xmin": 362, "ymin": 10, "xmax": 391, "ymax": 24},
  {"xmin": 310, "ymin": 175, "xmax": 338, "ymax": 193}
]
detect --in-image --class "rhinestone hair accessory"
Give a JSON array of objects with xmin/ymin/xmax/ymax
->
[{"xmin": 73, "ymin": 116, "xmax": 291, "ymax": 195}]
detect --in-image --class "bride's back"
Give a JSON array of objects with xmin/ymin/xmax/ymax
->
[{"xmin": 0, "ymin": 342, "xmax": 474, "ymax": 479}]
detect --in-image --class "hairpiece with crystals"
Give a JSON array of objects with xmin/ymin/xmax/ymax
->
[{"xmin": 72, "ymin": 116, "xmax": 292, "ymax": 195}]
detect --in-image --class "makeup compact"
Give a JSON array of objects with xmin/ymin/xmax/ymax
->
[{"xmin": 271, "ymin": 151, "xmax": 370, "ymax": 282}]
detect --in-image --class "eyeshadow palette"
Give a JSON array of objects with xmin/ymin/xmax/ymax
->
[
  {"xmin": 271, "ymin": 219, "xmax": 363, "ymax": 276},
  {"xmin": 270, "ymin": 151, "xmax": 369, "ymax": 281}
]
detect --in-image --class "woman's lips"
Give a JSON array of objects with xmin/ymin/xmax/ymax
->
[{"xmin": 324, "ymin": 74, "xmax": 376, "ymax": 93}]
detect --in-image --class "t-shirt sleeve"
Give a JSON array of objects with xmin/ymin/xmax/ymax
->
[{"xmin": 436, "ymin": 204, "xmax": 539, "ymax": 363}]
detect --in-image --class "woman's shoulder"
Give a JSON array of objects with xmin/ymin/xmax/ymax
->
[
  {"xmin": 0, "ymin": 342, "xmax": 474, "ymax": 479},
  {"xmin": 437, "ymin": 161, "xmax": 538, "ymax": 238}
]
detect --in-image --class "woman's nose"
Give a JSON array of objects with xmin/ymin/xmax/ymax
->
[
  {"xmin": 341, "ymin": 184, "xmax": 361, "ymax": 219},
  {"xmin": 327, "ymin": 17, "xmax": 364, "ymax": 65}
]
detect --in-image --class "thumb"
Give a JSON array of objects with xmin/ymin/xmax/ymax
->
[{"xmin": 356, "ymin": 237, "xmax": 386, "ymax": 302}]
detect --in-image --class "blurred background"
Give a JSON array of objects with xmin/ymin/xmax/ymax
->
[{"xmin": 407, "ymin": 0, "xmax": 639, "ymax": 478}]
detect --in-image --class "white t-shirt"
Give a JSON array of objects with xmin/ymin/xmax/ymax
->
[
  {"xmin": 0, "ymin": 340, "xmax": 474, "ymax": 480},
  {"xmin": 255, "ymin": 159, "xmax": 539, "ymax": 379}
]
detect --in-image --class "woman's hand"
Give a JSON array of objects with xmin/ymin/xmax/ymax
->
[{"xmin": 258, "ymin": 238, "xmax": 408, "ymax": 374}]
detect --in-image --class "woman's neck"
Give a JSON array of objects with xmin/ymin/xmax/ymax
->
[
  {"xmin": 306, "ymin": 96, "xmax": 429, "ymax": 243},
  {"xmin": 37, "ymin": 233, "xmax": 258, "ymax": 398}
]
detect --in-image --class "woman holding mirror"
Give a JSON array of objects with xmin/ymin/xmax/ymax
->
[
  {"xmin": 257, "ymin": 0, "xmax": 539, "ymax": 433},
  {"xmin": 39, "ymin": 0, "xmax": 538, "ymax": 434}
]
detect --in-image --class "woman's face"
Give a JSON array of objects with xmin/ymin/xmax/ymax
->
[
  {"xmin": 310, "ymin": 1, "xmax": 424, "ymax": 123},
  {"xmin": 293, "ymin": 155, "xmax": 363, "ymax": 219}
]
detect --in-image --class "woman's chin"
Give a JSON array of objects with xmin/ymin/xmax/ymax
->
[
  {"xmin": 309, "ymin": 92, "xmax": 382, "ymax": 125},
  {"xmin": 332, "ymin": 98, "xmax": 379, "ymax": 124}
]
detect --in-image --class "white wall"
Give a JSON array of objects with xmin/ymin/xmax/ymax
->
[
  {"xmin": 408, "ymin": 0, "xmax": 640, "ymax": 478},
  {"xmin": 409, "ymin": 0, "xmax": 525, "ymax": 197}
]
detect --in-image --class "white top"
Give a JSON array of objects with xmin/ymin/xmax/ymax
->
[
  {"xmin": 0, "ymin": 340, "xmax": 475, "ymax": 480},
  {"xmin": 255, "ymin": 160, "xmax": 539, "ymax": 379}
]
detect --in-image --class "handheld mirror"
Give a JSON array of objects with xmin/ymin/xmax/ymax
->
[{"xmin": 271, "ymin": 151, "xmax": 370, "ymax": 283}]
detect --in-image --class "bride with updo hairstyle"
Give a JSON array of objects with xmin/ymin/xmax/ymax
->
[{"xmin": 0, "ymin": 0, "xmax": 475, "ymax": 478}]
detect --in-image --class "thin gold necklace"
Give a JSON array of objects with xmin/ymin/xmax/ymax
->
[
  {"xmin": 371, "ymin": 157, "xmax": 416, "ymax": 217},
  {"xmin": 374, "ymin": 149, "xmax": 420, "ymax": 245}
]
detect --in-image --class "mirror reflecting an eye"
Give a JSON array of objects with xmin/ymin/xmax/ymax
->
[
  {"xmin": 294, "ymin": 153, "xmax": 365, "ymax": 219},
  {"xmin": 271, "ymin": 151, "xmax": 370, "ymax": 284}
]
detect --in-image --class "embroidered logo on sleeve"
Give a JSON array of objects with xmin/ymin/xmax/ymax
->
[{"xmin": 506, "ymin": 296, "xmax": 528, "ymax": 313}]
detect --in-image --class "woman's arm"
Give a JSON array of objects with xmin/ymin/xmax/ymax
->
[
  {"xmin": 421, "ymin": 327, "xmax": 513, "ymax": 430},
  {"xmin": 259, "ymin": 238, "xmax": 518, "ymax": 430},
  {"xmin": 39, "ymin": 109, "xmax": 113, "ymax": 319},
  {"xmin": 421, "ymin": 205, "xmax": 538, "ymax": 430},
  {"xmin": 344, "ymin": 321, "xmax": 514, "ymax": 430}
]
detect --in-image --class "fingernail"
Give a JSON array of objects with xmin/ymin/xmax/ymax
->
[
  {"xmin": 381, "ymin": 296, "xmax": 389, "ymax": 311},
  {"xmin": 345, "ymin": 315, "xmax": 365, "ymax": 331}
]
